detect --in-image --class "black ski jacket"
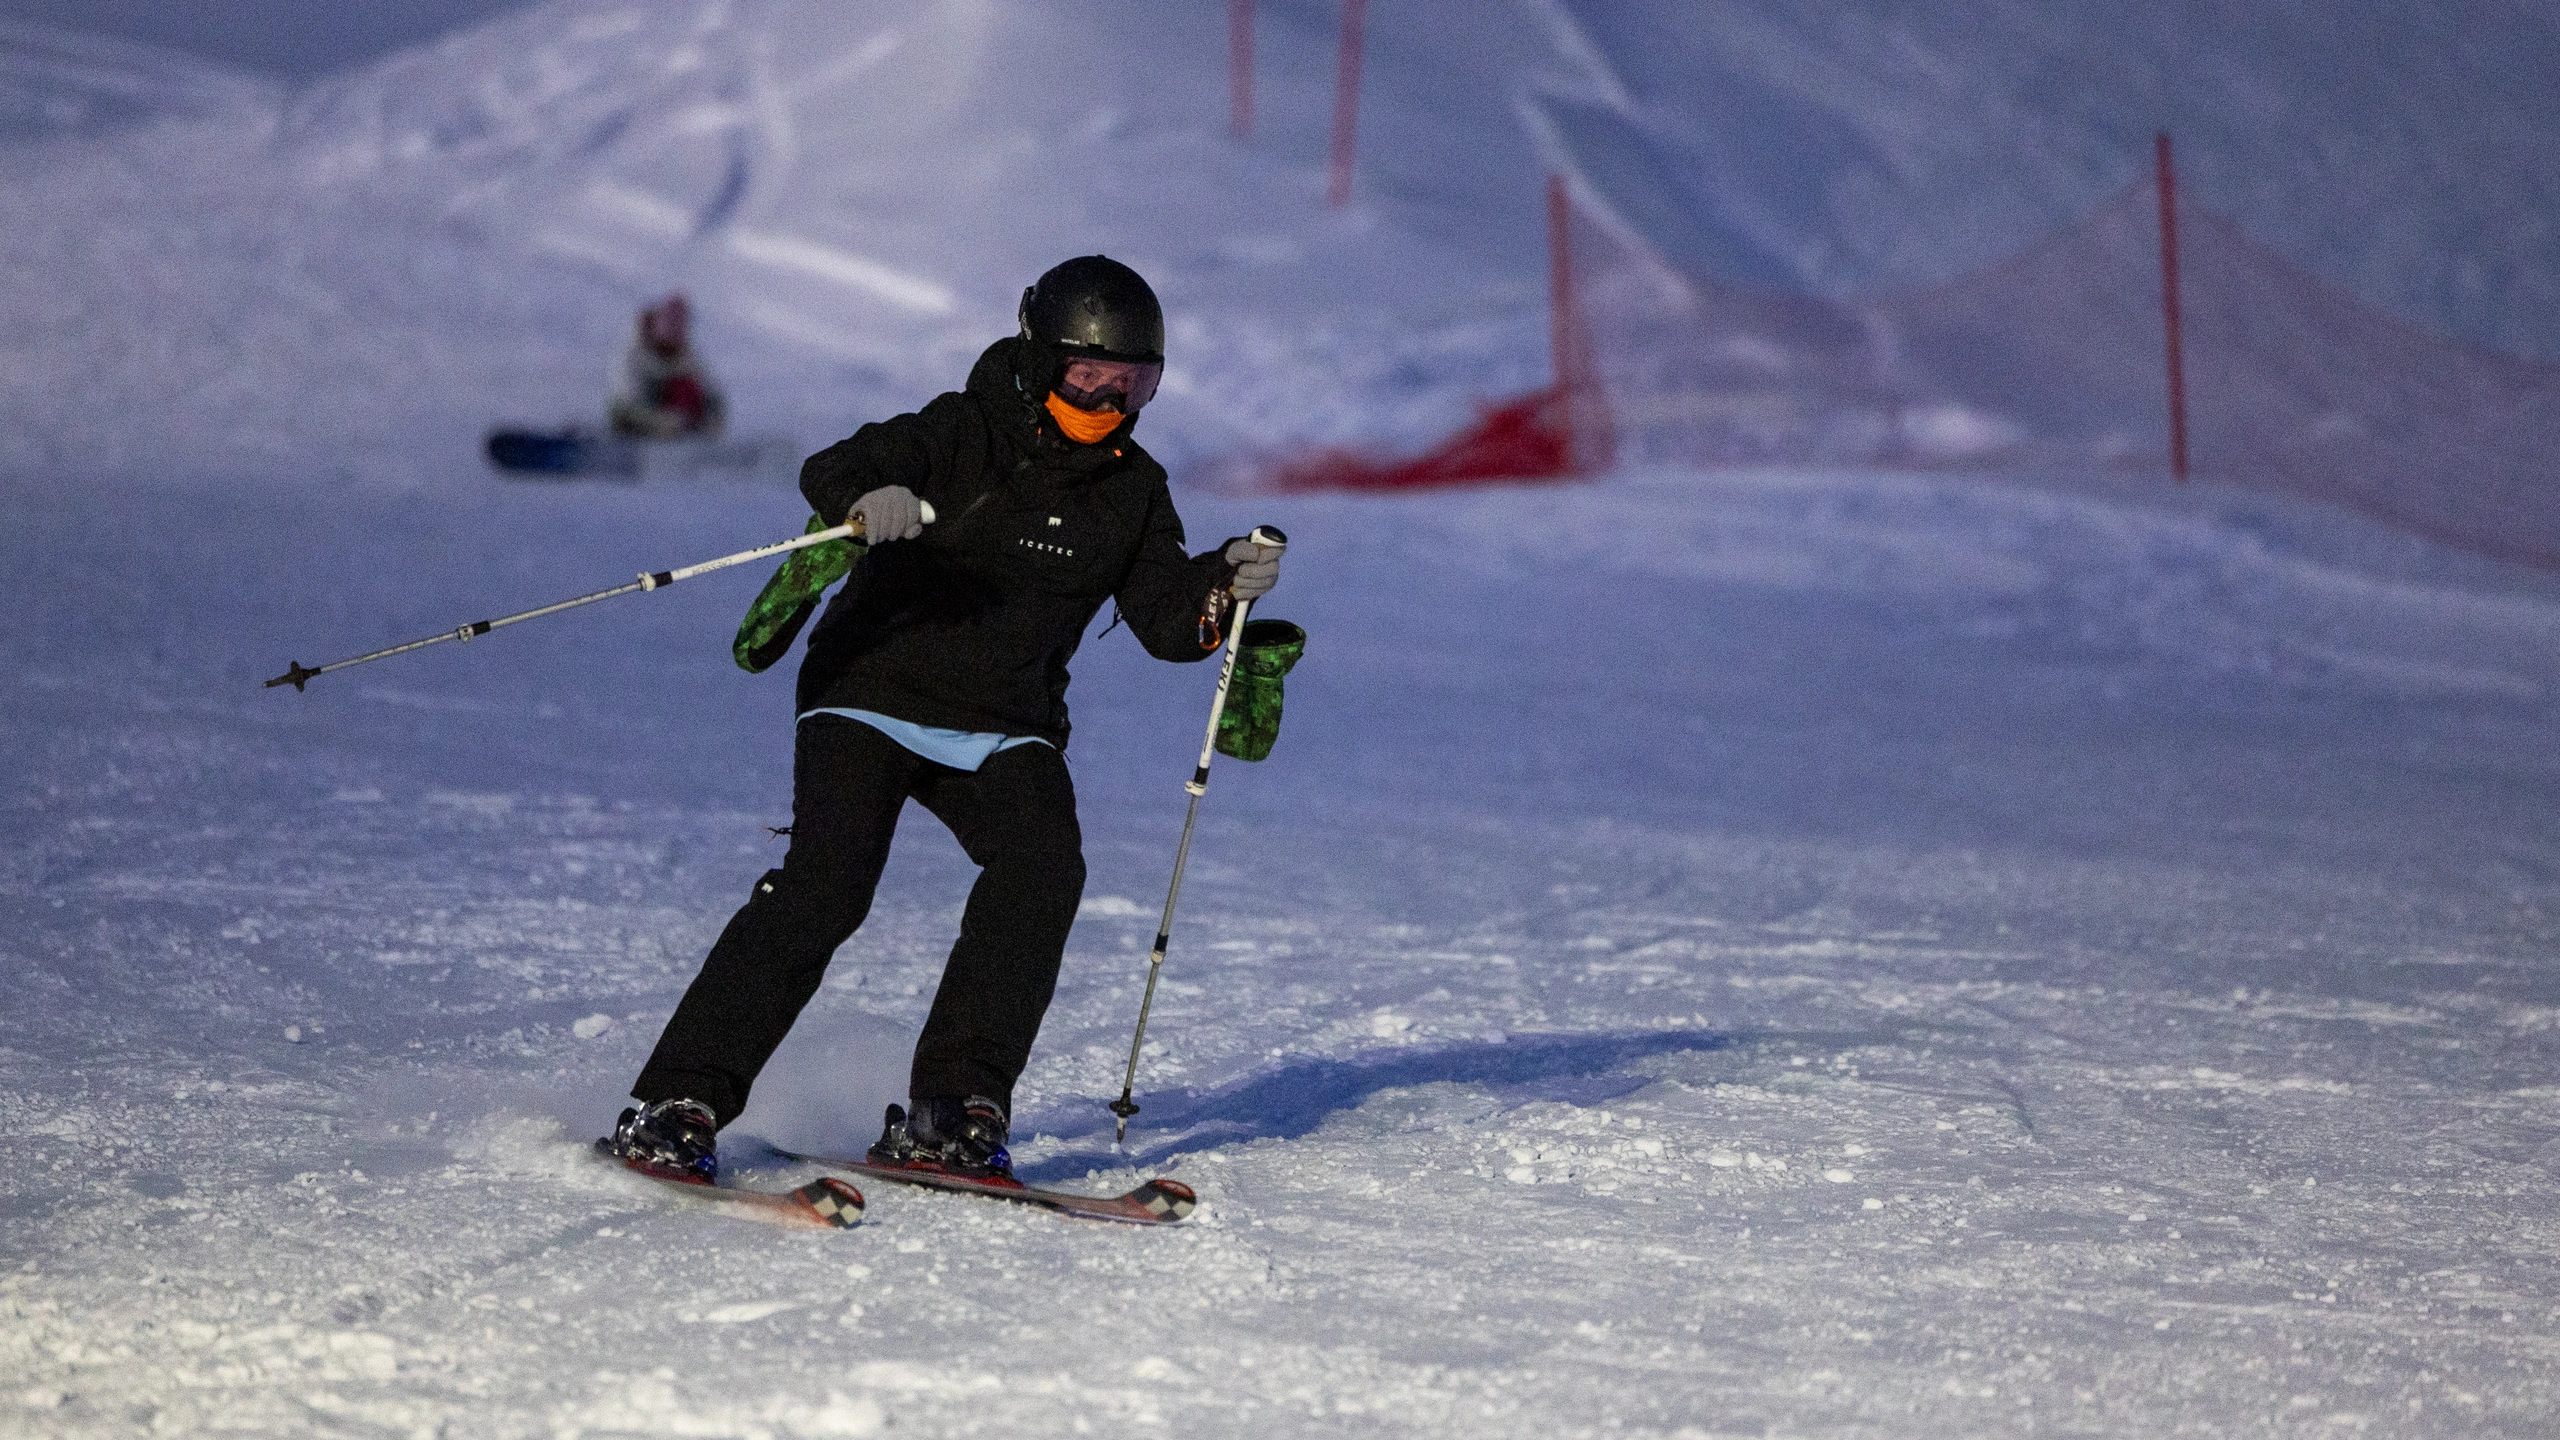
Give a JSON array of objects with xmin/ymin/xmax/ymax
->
[{"xmin": 793, "ymin": 337, "xmax": 1231, "ymax": 745}]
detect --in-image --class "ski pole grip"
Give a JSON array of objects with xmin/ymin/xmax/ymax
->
[
  {"xmin": 844, "ymin": 499, "xmax": 935, "ymax": 541},
  {"xmin": 1247, "ymin": 524, "xmax": 1286, "ymax": 551}
]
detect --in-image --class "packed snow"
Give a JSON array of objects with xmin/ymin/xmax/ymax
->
[{"xmin": 4, "ymin": 2, "xmax": 2559, "ymax": 1436}]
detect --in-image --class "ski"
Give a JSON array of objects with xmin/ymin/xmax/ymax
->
[
  {"xmin": 780, "ymin": 1151, "xmax": 1196, "ymax": 1226},
  {"xmin": 592, "ymin": 1143, "xmax": 866, "ymax": 1230}
]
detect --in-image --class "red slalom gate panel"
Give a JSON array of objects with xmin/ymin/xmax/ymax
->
[{"xmin": 1264, "ymin": 387, "xmax": 1577, "ymax": 493}]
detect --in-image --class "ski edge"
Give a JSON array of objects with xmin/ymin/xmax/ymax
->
[{"xmin": 781, "ymin": 1151, "xmax": 1197, "ymax": 1226}]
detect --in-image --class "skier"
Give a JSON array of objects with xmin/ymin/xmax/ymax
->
[
  {"xmin": 603, "ymin": 256, "xmax": 1282, "ymax": 1183},
  {"xmin": 608, "ymin": 292, "xmax": 728, "ymax": 439}
]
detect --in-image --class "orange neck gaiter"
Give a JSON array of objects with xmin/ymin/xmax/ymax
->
[{"xmin": 1045, "ymin": 391, "xmax": 1124, "ymax": 445}]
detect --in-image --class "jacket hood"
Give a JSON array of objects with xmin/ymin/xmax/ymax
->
[{"xmin": 966, "ymin": 335, "xmax": 1035, "ymax": 408}]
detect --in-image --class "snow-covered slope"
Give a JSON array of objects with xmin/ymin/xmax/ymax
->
[
  {"xmin": 0, "ymin": 20, "xmax": 278, "ymax": 139},
  {"xmin": 6, "ymin": 0, "xmax": 2554, "ymax": 488},
  {"xmin": 1529, "ymin": 0, "xmax": 2560, "ymax": 362}
]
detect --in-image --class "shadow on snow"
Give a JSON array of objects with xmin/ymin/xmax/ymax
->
[{"xmin": 1018, "ymin": 1026, "xmax": 1734, "ymax": 1183}]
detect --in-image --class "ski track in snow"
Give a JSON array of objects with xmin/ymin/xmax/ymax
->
[{"xmin": 4, "ymin": 1, "xmax": 2560, "ymax": 1435}]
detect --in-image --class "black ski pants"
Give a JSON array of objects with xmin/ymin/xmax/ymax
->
[{"xmin": 632, "ymin": 715, "xmax": 1085, "ymax": 1127}]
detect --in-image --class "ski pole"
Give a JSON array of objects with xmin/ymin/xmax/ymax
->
[
  {"xmin": 1110, "ymin": 524, "xmax": 1287, "ymax": 1145},
  {"xmin": 262, "ymin": 501, "xmax": 931, "ymax": 692}
]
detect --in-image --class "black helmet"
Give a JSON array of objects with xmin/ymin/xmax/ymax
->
[{"xmin": 1019, "ymin": 256, "xmax": 1164, "ymax": 365}]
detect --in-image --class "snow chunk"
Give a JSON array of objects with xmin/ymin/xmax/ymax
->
[
  {"xmin": 789, "ymin": 1392, "xmax": 886, "ymax": 1436},
  {"xmin": 1078, "ymin": 894, "xmax": 1146, "ymax": 917},
  {"xmin": 424, "ymin": 790, "xmax": 515, "ymax": 819},
  {"xmin": 325, "ymin": 1331, "xmax": 399, "ymax": 1380},
  {"xmin": 562, "ymin": 1377, "xmax": 881, "ymax": 1437},
  {"xmin": 700, "ymin": 1301, "xmax": 800, "ymax": 1324},
  {"xmin": 1899, "ymin": 403, "xmax": 2028, "ymax": 459},
  {"xmin": 572, "ymin": 1013, "xmax": 615, "ymax": 1040},
  {"xmin": 1822, "ymin": 1168, "xmax": 1855, "ymax": 1183}
]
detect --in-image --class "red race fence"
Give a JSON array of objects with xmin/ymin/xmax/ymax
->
[{"xmin": 1264, "ymin": 147, "xmax": 2560, "ymax": 572}]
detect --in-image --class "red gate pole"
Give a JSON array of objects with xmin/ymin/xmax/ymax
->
[
  {"xmin": 1328, "ymin": 0, "xmax": 1367, "ymax": 207},
  {"xmin": 1548, "ymin": 174, "xmax": 1574, "ymax": 394},
  {"xmin": 1230, "ymin": 0, "xmax": 1253, "ymax": 140},
  {"xmin": 2156, "ymin": 131, "xmax": 2191, "ymax": 482},
  {"xmin": 1547, "ymin": 172, "xmax": 1581, "ymax": 472}
]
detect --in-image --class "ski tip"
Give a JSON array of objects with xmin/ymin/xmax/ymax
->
[
  {"xmin": 1131, "ymin": 1178, "xmax": 1198, "ymax": 1223},
  {"xmin": 793, "ymin": 1177, "xmax": 867, "ymax": 1228}
]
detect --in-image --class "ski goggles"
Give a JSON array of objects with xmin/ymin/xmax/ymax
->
[{"xmin": 1055, "ymin": 355, "xmax": 1162, "ymax": 414}]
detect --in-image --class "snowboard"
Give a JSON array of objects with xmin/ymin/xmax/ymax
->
[
  {"xmin": 486, "ymin": 427, "xmax": 796, "ymax": 481},
  {"xmin": 781, "ymin": 1150, "xmax": 1197, "ymax": 1227},
  {"xmin": 593, "ymin": 1142, "xmax": 866, "ymax": 1230}
]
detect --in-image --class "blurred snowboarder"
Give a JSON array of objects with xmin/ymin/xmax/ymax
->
[
  {"xmin": 608, "ymin": 292, "xmax": 727, "ymax": 439},
  {"xmin": 603, "ymin": 256, "xmax": 1283, "ymax": 1183}
]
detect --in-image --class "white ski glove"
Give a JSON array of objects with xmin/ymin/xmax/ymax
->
[
  {"xmin": 851, "ymin": 485, "xmax": 925, "ymax": 542},
  {"xmin": 1223, "ymin": 535, "xmax": 1282, "ymax": 601}
]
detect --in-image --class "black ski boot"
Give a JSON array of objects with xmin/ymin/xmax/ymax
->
[
  {"xmin": 603, "ymin": 1097, "xmax": 720, "ymax": 1184},
  {"xmin": 867, "ymin": 1096, "xmax": 1012, "ymax": 1179}
]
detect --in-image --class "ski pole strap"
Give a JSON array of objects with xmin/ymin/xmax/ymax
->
[{"xmin": 1197, "ymin": 588, "xmax": 1233, "ymax": 652}]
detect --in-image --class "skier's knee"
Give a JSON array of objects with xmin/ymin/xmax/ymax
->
[
  {"xmin": 1049, "ymin": 849, "xmax": 1087, "ymax": 908},
  {"xmin": 980, "ymin": 843, "xmax": 1082, "ymax": 925},
  {"xmin": 1010, "ymin": 827, "xmax": 1081, "ymax": 886},
  {"xmin": 1033, "ymin": 849, "xmax": 1087, "ymax": 931},
  {"xmin": 747, "ymin": 865, "xmax": 872, "ymax": 936}
]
